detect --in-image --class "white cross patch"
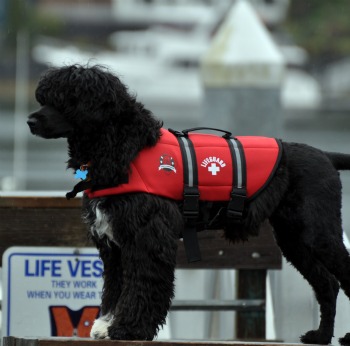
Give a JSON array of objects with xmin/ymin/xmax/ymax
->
[{"xmin": 208, "ymin": 163, "xmax": 220, "ymax": 175}]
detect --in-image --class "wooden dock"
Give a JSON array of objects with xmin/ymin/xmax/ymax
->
[{"xmin": 2, "ymin": 337, "xmax": 322, "ymax": 346}]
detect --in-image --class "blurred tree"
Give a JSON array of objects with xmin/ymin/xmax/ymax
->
[
  {"xmin": 285, "ymin": 0, "xmax": 350, "ymax": 68},
  {"xmin": 2, "ymin": 0, "xmax": 61, "ymax": 54},
  {"xmin": 0, "ymin": 0, "xmax": 62, "ymax": 110}
]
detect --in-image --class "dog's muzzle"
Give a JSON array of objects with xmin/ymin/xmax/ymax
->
[
  {"xmin": 27, "ymin": 117, "xmax": 38, "ymax": 133},
  {"xmin": 27, "ymin": 106, "xmax": 74, "ymax": 139}
]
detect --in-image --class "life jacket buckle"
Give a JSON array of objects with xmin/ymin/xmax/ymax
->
[
  {"xmin": 183, "ymin": 186, "xmax": 200, "ymax": 220},
  {"xmin": 227, "ymin": 188, "xmax": 246, "ymax": 220}
]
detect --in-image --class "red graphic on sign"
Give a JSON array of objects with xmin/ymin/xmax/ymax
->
[{"xmin": 49, "ymin": 306, "xmax": 100, "ymax": 337}]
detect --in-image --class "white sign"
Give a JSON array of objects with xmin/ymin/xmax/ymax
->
[{"xmin": 2, "ymin": 247, "xmax": 103, "ymax": 338}]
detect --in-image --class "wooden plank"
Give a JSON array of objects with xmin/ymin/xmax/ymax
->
[
  {"xmin": 0, "ymin": 208, "xmax": 91, "ymax": 265},
  {"xmin": 0, "ymin": 196, "xmax": 282, "ymax": 269},
  {"xmin": 2, "ymin": 337, "xmax": 322, "ymax": 346},
  {"xmin": 0, "ymin": 196, "xmax": 82, "ymax": 208},
  {"xmin": 176, "ymin": 224, "xmax": 281, "ymax": 269}
]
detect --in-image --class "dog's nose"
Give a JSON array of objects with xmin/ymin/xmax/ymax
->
[{"xmin": 27, "ymin": 117, "xmax": 37, "ymax": 130}]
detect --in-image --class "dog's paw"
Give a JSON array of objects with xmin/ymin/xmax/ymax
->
[
  {"xmin": 90, "ymin": 315, "xmax": 113, "ymax": 339},
  {"xmin": 339, "ymin": 333, "xmax": 350, "ymax": 346},
  {"xmin": 108, "ymin": 326, "xmax": 154, "ymax": 341},
  {"xmin": 300, "ymin": 330, "xmax": 332, "ymax": 345},
  {"xmin": 108, "ymin": 327, "xmax": 134, "ymax": 340}
]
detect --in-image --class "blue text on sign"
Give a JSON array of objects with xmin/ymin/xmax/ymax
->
[{"xmin": 24, "ymin": 259, "xmax": 103, "ymax": 278}]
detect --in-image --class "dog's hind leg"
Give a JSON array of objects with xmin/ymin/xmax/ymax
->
[
  {"xmin": 271, "ymin": 217, "xmax": 339, "ymax": 345},
  {"xmin": 315, "ymin": 239, "xmax": 350, "ymax": 346}
]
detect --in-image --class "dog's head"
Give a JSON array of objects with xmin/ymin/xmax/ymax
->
[
  {"xmin": 27, "ymin": 64, "xmax": 162, "ymax": 187},
  {"xmin": 27, "ymin": 64, "xmax": 136, "ymax": 138}
]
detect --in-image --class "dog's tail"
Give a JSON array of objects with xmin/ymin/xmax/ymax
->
[{"xmin": 326, "ymin": 152, "xmax": 350, "ymax": 170}]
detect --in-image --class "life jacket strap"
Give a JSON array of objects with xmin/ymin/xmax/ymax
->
[
  {"xmin": 173, "ymin": 130, "xmax": 201, "ymax": 263},
  {"xmin": 66, "ymin": 180, "xmax": 93, "ymax": 200},
  {"xmin": 226, "ymin": 137, "xmax": 247, "ymax": 220},
  {"xmin": 183, "ymin": 185, "xmax": 200, "ymax": 219},
  {"xmin": 227, "ymin": 187, "xmax": 247, "ymax": 219}
]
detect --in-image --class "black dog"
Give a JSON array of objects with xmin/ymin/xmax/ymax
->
[{"xmin": 28, "ymin": 64, "xmax": 350, "ymax": 345}]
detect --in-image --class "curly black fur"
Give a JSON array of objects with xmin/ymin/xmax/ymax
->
[{"xmin": 28, "ymin": 64, "xmax": 350, "ymax": 345}]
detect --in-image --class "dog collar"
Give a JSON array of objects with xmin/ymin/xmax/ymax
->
[
  {"xmin": 66, "ymin": 161, "xmax": 130, "ymax": 200},
  {"xmin": 66, "ymin": 162, "xmax": 92, "ymax": 199}
]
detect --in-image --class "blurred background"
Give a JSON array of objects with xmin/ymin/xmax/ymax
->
[
  {"xmin": 2, "ymin": 0, "xmax": 350, "ymax": 191},
  {"xmin": 1, "ymin": 0, "xmax": 350, "ymax": 343}
]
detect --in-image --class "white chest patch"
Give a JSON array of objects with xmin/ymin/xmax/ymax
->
[
  {"xmin": 94, "ymin": 206, "xmax": 113, "ymax": 240},
  {"xmin": 87, "ymin": 201, "xmax": 116, "ymax": 245}
]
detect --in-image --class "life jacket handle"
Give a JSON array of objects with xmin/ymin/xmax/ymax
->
[{"xmin": 170, "ymin": 127, "xmax": 233, "ymax": 139}]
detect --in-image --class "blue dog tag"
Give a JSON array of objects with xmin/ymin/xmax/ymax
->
[{"xmin": 75, "ymin": 169, "xmax": 88, "ymax": 180}]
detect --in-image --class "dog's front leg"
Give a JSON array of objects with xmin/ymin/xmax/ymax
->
[
  {"xmin": 90, "ymin": 241, "xmax": 123, "ymax": 339},
  {"xmin": 107, "ymin": 226, "xmax": 178, "ymax": 340}
]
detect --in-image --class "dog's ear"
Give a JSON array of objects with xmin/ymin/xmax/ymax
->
[{"xmin": 132, "ymin": 102, "xmax": 163, "ymax": 147}]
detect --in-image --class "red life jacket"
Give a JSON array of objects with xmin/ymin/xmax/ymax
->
[{"xmin": 86, "ymin": 128, "xmax": 281, "ymax": 201}]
